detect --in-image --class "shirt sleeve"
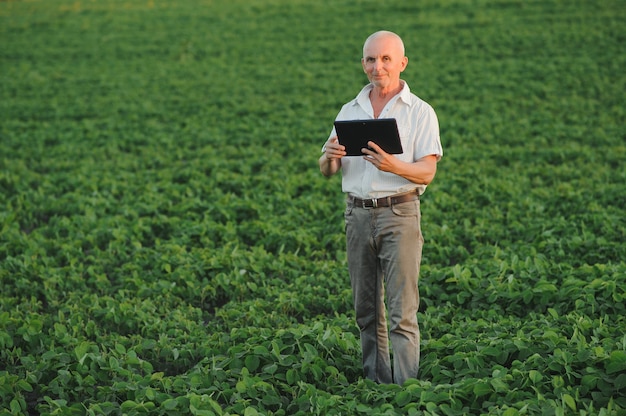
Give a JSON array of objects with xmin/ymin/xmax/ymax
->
[{"xmin": 414, "ymin": 104, "xmax": 443, "ymax": 161}]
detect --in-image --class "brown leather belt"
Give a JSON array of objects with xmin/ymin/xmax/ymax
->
[{"xmin": 350, "ymin": 189, "xmax": 419, "ymax": 209}]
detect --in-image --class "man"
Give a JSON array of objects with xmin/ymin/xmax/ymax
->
[{"xmin": 319, "ymin": 30, "xmax": 442, "ymax": 385}]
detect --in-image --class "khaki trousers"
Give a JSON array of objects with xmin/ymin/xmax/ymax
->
[{"xmin": 345, "ymin": 198, "xmax": 423, "ymax": 385}]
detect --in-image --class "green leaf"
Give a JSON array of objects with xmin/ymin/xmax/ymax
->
[
  {"xmin": 490, "ymin": 378, "xmax": 508, "ymax": 392},
  {"xmin": 235, "ymin": 380, "xmax": 247, "ymax": 394},
  {"xmin": 562, "ymin": 394, "xmax": 576, "ymax": 411},
  {"xmin": 244, "ymin": 408, "xmax": 259, "ymax": 416},
  {"xmin": 253, "ymin": 345, "xmax": 269, "ymax": 355},
  {"xmin": 614, "ymin": 373, "xmax": 626, "ymax": 391},
  {"xmin": 395, "ymin": 390, "xmax": 412, "ymax": 407},
  {"xmin": 262, "ymin": 394, "xmax": 282, "ymax": 406},
  {"xmin": 606, "ymin": 350, "xmax": 626, "ymax": 374},
  {"xmin": 580, "ymin": 374, "xmax": 597, "ymax": 389},
  {"xmin": 10, "ymin": 399, "xmax": 22, "ymax": 414},
  {"xmin": 121, "ymin": 400, "xmax": 136, "ymax": 411},
  {"xmin": 473, "ymin": 382, "xmax": 492, "ymax": 397},
  {"xmin": 109, "ymin": 356, "xmax": 120, "ymax": 369},
  {"xmin": 502, "ymin": 409, "xmax": 519, "ymax": 416},
  {"xmin": 150, "ymin": 372, "xmax": 165, "ymax": 381},
  {"xmin": 263, "ymin": 363, "xmax": 278, "ymax": 375},
  {"xmin": 162, "ymin": 398, "xmax": 178, "ymax": 410},
  {"xmin": 286, "ymin": 369, "xmax": 298, "ymax": 384},
  {"xmin": 244, "ymin": 355, "xmax": 260, "ymax": 372},
  {"xmin": 529, "ymin": 370, "xmax": 543, "ymax": 384},
  {"xmin": 17, "ymin": 379, "xmax": 33, "ymax": 392},
  {"xmin": 190, "ymin": 405, "xmax": 217, "ymax": 416},
  {"xmin": 75, "ymin": 342, "xmax": 91, "ymax": 363},
  {"xmin": 357, "ymin": 404, "xmax": 371, "ymax": 413},
  {"xmin": 145, "ymin": 388, "xmax": 156, "ymax": 401},
  {"xmin": 547, "ymin": 308, "xmax": 559, "ymax": 319}
]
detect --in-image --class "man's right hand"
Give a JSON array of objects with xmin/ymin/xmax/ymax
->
[
  {"xmin": 319, "ymin": 136, "xmax": 345, "ymax": 177},
  {"xmin": 324, "ymin": 136, "xmax": 346, "ymax": 160}
]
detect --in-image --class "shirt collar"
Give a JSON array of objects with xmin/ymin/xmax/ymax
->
[{"xmin": 354, "ymin": 80, "xmax": 411, "ymax": 109}]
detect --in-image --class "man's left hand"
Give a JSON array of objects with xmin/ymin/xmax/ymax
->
[{"xmin": 362, "ymin": 141, "xmax": 395, "ymax": 172}]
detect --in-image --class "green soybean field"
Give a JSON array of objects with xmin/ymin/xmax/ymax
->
[{"xmin": 1, "ymin": 0, "xmax": 625, "ymax": 415}]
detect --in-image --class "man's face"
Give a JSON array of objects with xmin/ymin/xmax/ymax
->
[{"xmin": 361, "ymin": 35, "xmax": 408, "ymax": 90}]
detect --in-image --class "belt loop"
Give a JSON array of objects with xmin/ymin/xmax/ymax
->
[{"xmin": 372, "ymin": 198, "xmax": 378, "ymax": 208}]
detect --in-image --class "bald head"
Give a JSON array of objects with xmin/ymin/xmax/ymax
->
[{"xmin": 363, "ymin": 31, "xmax": 405, "ymax": 57}]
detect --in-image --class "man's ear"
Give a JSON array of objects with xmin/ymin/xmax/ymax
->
[{"xmin": 401, "ymin": 56, "xmax": 409, "ymax": 72}]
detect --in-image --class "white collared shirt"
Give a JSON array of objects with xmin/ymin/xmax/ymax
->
[{"xmin": 324, "ymin": 81, "xmax": 443, "ymax": 199}]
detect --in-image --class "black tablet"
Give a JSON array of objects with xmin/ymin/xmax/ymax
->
[{"xmin": 333, "ymin": 118, "xmax": 403, "ymax": 156}]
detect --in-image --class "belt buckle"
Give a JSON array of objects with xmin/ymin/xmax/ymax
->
[{"xmin": 362, "ymin": 198, "xmax": 377, "ymax": 209}]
